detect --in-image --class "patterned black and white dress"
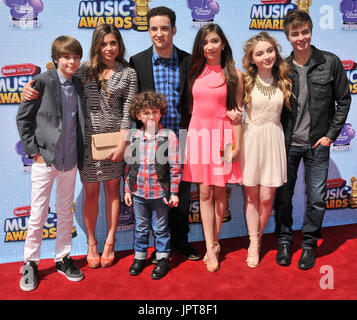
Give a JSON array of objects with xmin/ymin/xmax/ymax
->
[{"xmin": 76, "ymin": 62, "xmax": 137, "ymax": 183}]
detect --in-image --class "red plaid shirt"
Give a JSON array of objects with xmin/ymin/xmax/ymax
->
[{"xmin": 124, "ymin": 127, "xmax": 181, "ymax": 199}]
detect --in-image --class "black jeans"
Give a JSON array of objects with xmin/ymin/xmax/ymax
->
[
  {"xmin": 168, "ymin": 180, "xmax": 191, "ymax": 247},
  {"xmin": 275, "ymin": 145, "xmax": 330, "ymax": 249}
]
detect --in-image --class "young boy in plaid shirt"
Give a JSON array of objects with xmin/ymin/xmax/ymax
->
[{"xmin": 124, "ymin": 91, "xmax": 181, "ymax": 280}]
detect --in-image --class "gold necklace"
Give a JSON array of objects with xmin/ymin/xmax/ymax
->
[{"xmin": 255, "ymin": 76, "xmax": 277, "ymax": 99}]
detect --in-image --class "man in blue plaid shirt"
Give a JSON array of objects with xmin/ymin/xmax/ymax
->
[
  {"xmin": 152, "ymin": 47, "xmax": 181, "ymax": 137},
  {"xmin": 129, "ymin": 6, "xmax": 200, "ymax": 261}
]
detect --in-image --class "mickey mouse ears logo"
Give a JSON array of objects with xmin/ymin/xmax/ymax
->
[
  {"xmin": 186, "ymin": 0, "xmax": 220, "ymax": 27},
  {"xmin": 340, "ymin": 0, "xmax": 357, "ymax": 26},
  {"xmin": 3, "ymin": 0, "xmax": 44, "ymax": 28}
]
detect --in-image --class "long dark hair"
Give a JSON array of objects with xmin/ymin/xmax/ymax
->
[
  {"xmin": 187, "ymin": 23, "xmax": 238, "ymax": 113},
  {"xmin": 86, "ymin": 23, "xmax": 129, "ymax": 89}
]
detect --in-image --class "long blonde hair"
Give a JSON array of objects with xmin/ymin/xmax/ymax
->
[{"xmin": 242, "ymin": 32, "xmax": 292, "ymax": 116}]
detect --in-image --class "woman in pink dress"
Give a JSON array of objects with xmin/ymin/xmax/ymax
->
[
  {"xmin": 182, "ymin": 24, "xmax": 244, "ymax": 272},
  {"xmin": 241, "ymin": 32, "xmax": 292, "ymax": 268}
]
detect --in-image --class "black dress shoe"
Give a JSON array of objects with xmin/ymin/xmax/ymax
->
[
  {"xmin": 298, "ymin": 248, "xmax": 315, "ymax": 270},
  {"xmin": 151, "ymin": 258, "xmax": 170, "ymax": 280},
  {"xmin": 276, "ymin": 243, "xmax": 292, "ymax": 266},
  {"xmin": 178, "ymin": 243, "xmax": 201, "ymax": 261},
  {"xmin": 129, "ymin": 259, "xmax": 146, "ymax": 276}
]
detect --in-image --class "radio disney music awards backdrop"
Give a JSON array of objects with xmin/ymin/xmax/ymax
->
[{"xmin": 0, "ymin": 0, "xmax": 356, "ymax": 264}]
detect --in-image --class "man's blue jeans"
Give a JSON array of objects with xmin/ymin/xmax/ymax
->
[
  {"xmin": 275, "ymin": 144, "xmax": 330, "ymax": 249},
  {"xmin": 132, "ymin": 195, "xmax": 170, "ymax": 260}
]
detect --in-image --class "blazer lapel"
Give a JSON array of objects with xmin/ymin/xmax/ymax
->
[
  {"xmin": 177, "ymin": 48, "xmax": 189, "ymax": 99},
  {"xmin": 73, "ymin": 76, "xmax": 85, "ymax": 136},
  {"xmin": 145, "ymin": 46, "xmax": 155, "ymax": 90},
  {"xmin": 49, "ymin": 68, "xmax": 62, "ymax": 113}
]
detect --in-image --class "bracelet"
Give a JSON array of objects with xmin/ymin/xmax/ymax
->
[
  {"xmin": 326, "ymin": 137, "xmax": 333, "ymax": 143},
  {"xmin": 232, "ymin": 119, "xmax": 241, "ymax": 125}
]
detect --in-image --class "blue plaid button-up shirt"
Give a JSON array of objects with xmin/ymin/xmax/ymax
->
[{"xmin": 152, "ymin": 46, "xmax": 181, "ymax": 136}]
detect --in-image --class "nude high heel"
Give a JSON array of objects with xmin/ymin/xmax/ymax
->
[
  {"xmin": 101, "ymin": 239, "xmax": 115, "ymax": 268},
  {"xmin": 87, "ymin": 241, "xmax": 100, "ymax": 269},
  {"xmin": 246, "ymin": 232, "xmax": 260, "ymax": 268},
  {"xmin": 203, "ymin": 240, "xmax": 220, "ymax": 264},
  {"xmin": 206, "ymin": 241, "xmax": 220, "ymax": 272}
]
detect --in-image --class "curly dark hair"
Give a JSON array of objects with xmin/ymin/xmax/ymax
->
[{"xmin": 129, "ymin": 91, "xmax": 168, "ymax": 120}]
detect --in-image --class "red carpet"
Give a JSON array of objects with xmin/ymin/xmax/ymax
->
[{"xmin": 1, "ymin": 224, "xmax": 357, "ymax": 301}]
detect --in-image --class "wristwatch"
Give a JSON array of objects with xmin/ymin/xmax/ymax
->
[{"xmin": 326, "ymin": 137, "xmax": 333, "ymax": 143}]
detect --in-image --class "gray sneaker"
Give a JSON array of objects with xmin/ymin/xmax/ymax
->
[
  {"xmin": 20, "ymin": 261, "xmax": 38, "ymax": 292},
  {"xmin": 56, "ymin": 256, "xmax": 83, "ymax": 281}
]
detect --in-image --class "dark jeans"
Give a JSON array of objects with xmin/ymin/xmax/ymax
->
[
  {"xmin": 132, "ymin": 195, "xmax": 170, "ymax": 260},
  {"xmin": 168, "ymin": 181, "xmax": 191, "ymax": 248},
  {"xmin": 275, "ymin": 144, "xmax": 330, "ymax": 249}
]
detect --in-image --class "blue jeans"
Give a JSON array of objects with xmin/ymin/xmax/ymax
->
[
  {"xmin": 275, "ymin": 144, "xmax": 330, "ymax": 249},
  {"xmin": 132, "ymin": 195, "xmax": 170, "ymax": 260}
]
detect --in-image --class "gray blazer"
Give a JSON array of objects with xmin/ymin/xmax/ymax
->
[{"xmin": 16, "ymin": 68, "xmax": 85, "ymax": 169}]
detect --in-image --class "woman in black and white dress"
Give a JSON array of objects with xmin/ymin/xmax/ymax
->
[{"xmin": 76, "ymin": 24, "xmax": 137, "ymax": 268}]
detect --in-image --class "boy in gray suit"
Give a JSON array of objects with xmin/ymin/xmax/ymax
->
[{"xmin": 16, "ymin": 36, "xmax": 85, "ymax": 291}]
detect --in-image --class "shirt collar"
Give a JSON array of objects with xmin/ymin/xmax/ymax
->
[
  {"xmin": 133, "ymin": 125, "xmax": 168, "ymax": 140},
  {"xmin": 152, "ymin": 45, "xmax": 178, "ymax": 64},
  {"xmin": 57, "ymin": 70, "xmax": 73, "ymax": 85}
]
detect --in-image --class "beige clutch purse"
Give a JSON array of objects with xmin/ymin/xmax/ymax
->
[{"xmin": 91, "ymin": 132, "xmax": 121, "ymax": 160}]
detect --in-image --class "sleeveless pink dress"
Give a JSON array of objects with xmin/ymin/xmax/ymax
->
[{"xmin": 182, "ymin": 64, "xmax": 242, "ymax": 187}]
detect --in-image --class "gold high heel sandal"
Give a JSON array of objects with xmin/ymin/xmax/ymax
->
[
  {"xmin": 246, "ymin": 232, "xmax": 260, "ymax": 268},
  {"xmin": 206, "ymin": 241, "xmax": 220, "ymax": 272},
  {"xmin": 87, "ymin": 241, "xmax": 100, "ymax": 269},
  {"xmin": 101, "ymin": 240, "xmax": 115, "ymax": 268}
]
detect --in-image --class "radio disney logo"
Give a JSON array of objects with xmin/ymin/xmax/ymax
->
[
  {"xmin": 3, "ymin": 0, "xmax": 44, "ymax": 29},
  {"xmin": 340, "ymin": 0, "xmax": 357, "ymax": 30},
  {"xmin": 343, "ymin": 60, "xmax": 357, "ymax": 94},
  {"xmin": 249, "ymin": 0, "xmax": 298, "ymax": 31},
  {"xmin": 0, "ymin": 63, "xmax": 40, "ymax": 105},
  {"xmin": 186, "ymin": 0, "xmax": 220, "ymax": 27},
  {"xmin": 4, "ymin": 205, "xmax": 78, "ymax": 242},
  {"xmin": 4, "ymin": 206, "xmax": 55, "ymax": 242},
  {"xmin": 325, "ymin": 178, "xmax": 355, "ymax": 210}
]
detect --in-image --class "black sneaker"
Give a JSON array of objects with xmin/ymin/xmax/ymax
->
[
  {"xmin": 56, "ymin": 256, "xmax": 83, "ymax": 282},
  {"xmin": 151, "ymin": 258, "xmax": 170, "ymax": 280},
  {"xmin": 20, "ymin": 261, "xmax": 38, "ymax": 292}
]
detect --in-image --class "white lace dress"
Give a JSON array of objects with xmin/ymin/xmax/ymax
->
[{"xmin": 240, "ymin": 76, "xmax": 287, "ymax": 187}]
